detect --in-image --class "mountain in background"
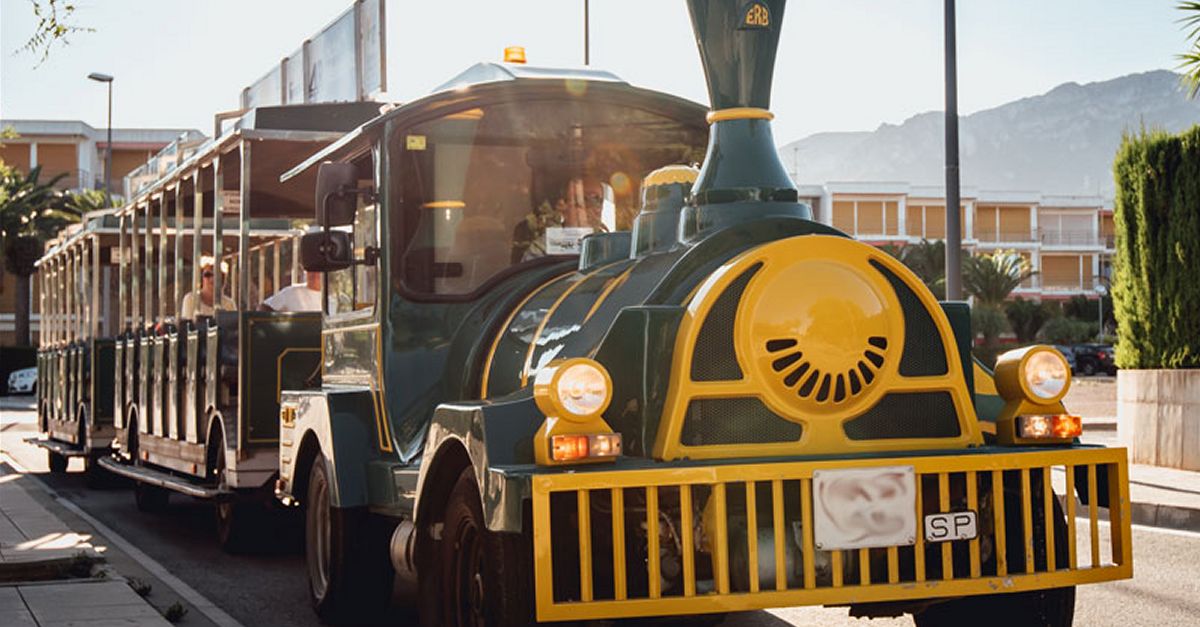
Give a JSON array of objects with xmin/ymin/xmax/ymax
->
[{"xmin": 780, "ymin": 70, "xmax": 1200, "ymax": 198}]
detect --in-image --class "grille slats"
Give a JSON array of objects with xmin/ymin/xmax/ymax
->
[{"xmin": 532, "ymin": 450, "xmax": 1131, "ymax": 622}]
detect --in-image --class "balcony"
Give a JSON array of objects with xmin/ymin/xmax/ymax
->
[
  {"xmin": 1040, "ymin": 229, "xmax": 1100, "ymax": 247},
  {"xmin": 40, "ymin": 168, "xmax": 93, "ymax": 192},
  {"xmin": 974, "ymin": 230, "xmax": 1037, "ymax": 244}
]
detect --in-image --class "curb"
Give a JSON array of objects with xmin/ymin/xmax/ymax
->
[
  {"xmin": 0, "ymin": 553, "xmax": 106, "ymax": 585},
  {"xmin": 1129, "ymin": 501, "xmax": 1200, "ymax": 533},
  {"xmin": 1084, "ymin": 497, "xmax": 1200, "ymax": 534}
]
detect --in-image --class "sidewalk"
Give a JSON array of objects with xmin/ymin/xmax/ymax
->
[
  {"xmin": 1082, "ymin": 416, "xmax": 1200, "ymax": 532},
  {"xmin": 0, "ymin": 467, "xmax": 172, "ymax": 627}
]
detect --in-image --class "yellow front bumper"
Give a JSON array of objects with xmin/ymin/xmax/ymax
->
[{"xmin": 530, "ymin": 447, "xmax": 1131, "ymax": 622}]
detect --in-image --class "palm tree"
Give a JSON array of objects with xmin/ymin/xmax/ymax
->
[
  {"xmin": 1179, "ymin": 2, "xmax": 1200, "ymax": 97},
  {"xmin": 62, "ymin": 189, "xmax": 118, "ymax": 214},
  {"xmin": 0, "ymin": 164, "xmax": 81, "ymax": 346},
  {"xmin": 962, "ymin": 250, "xmax": 1036, "ymax": 306},
  {"xmin": 900, "ymin": 239, "xmax": 947, "ymax": 299}
]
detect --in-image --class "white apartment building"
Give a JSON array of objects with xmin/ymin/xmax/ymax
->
[{"xmin": 796, "ymin": 182, "xmax": 1114, "ymax": 300}]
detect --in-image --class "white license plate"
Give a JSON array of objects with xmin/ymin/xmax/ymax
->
[
  {"xmin": 924, "ymin": 511, "xmax": 978, "ymax": 543},
  {"xmin": 812, "ymin": 466, "xmax": 917, "ymax": 551}
]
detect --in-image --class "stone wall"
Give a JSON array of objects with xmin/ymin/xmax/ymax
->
[{"xmin": 1117, "ymin": 369, "xmax": 1200, "ymax": 470}]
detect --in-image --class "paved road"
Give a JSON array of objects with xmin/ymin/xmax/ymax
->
[{"xmin": 3, "ymin": 395, "xmax": 1198, "ymax": 626}]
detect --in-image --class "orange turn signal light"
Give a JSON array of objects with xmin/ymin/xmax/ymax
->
[
  {"xmin": 550, "ymin": 433, "xmax": 622, "ymax": 463},
  {"xmin": 1018, "ymin": 414, "xmax": 1082, "ymax": 440}
]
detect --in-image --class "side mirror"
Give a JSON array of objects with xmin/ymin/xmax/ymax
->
[
  {"xmin": 300, "ymin": 230, "xmax": 354, "ymax": 273},
  {"xmin": 315, "ymin": 162, "xmax": 359, "ymax": 227}
]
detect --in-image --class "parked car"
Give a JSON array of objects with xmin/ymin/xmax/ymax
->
[
  {"xmin": 1073, "ymin": 343, "xmax": 1117, "ymax": 376},
  {"xmin": 1052, "ymin": 344, "xmax": 1077, "ymax": 373},
  {"xmin": 7, "ymin": 366, "xmax": 36, "ymax": 394}
]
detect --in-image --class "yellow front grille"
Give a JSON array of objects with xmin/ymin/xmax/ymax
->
[{"xmin": 530, "ymin": 447, "xmax": 1131, "ymax": 622}]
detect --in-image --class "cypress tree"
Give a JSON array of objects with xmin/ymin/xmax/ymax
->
[{"xmin": 1112, "ymin": 127, "xmax": 1200, "ymax": 368}]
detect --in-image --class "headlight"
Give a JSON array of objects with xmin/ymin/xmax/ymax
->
[
  {"xmin": 533, "ymin": 358, "xmax": 613, "ymax": 421},
  {"xmin": 994, "ymin": 345, "xmax": 1072, "ymax": 404}
]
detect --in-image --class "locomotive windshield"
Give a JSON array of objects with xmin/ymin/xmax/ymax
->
[{"xmin": 389, "ymin": 97, "xmax": 706, "ymax": 296}]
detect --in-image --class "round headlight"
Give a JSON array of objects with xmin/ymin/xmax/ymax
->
[
  {"xmin": 533, "ymin": 358, "xmax": 613, "ymax": 421},
  {"xmin": 1023, "ymin": 349, "xmax": 1069, "ymax": 401}
]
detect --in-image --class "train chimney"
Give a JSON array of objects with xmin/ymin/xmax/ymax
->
[{"xmin": 680, "ymin": 0, "xmax": 810, "ymax": 241}]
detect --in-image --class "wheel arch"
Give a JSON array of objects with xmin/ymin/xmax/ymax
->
[
  {"xmin": 292, "ymin": 429, "xmax": 323, "ymax": 508},
  {"xmin": 203, "ymin": 409, "xmax": 233, "ymax": 479},
  {"xmin": 414, "ymin": 437, "xmax": 473, "ymax": 530}
]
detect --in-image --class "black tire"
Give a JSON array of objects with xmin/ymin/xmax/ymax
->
[
  {"xmin": 212, "ymin": 444, "xmax": 265, "ymax": 554},
  {"xmin": 83, "ymin": 455, "xmax": 108, "ymax": 489},
  {"xmin": 47, "ymin": 450, "xmax": 69, "ymax": 474},
  {"xmin": 134, "ymin": 482, "xmax": 170, "ymax": 513},
  {"xmin": 1080, "ymin": 360, "xmax": 1096, "ymax": 376},
  {"xmin": 914, "ymin": 475, "xmax": 1075, "ymax": 627},
  {"xmin": 422, "ymin": 467, "xmax": 532, "ymax": 627},
  {"xmin": 305, "ymin": 452, "xmax": 394, "ymax": 624},
  {"xmin": 79, "ymin": 412, "xmax": 105, "ymax": 489},
  {"xmin": 914, "ymin": 587, "xmax": 1075, "ymax": 627}
]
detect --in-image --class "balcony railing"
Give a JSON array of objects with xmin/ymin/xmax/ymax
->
[
  {"xmin": 1040, "ymin": 230, "xmax": 1100, "ymax": 247},
  {"xmin": 974, "ymin": 230, "xmax": 1037, "ymax": 243}
]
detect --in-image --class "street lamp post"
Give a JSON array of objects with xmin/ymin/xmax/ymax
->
[
  {"xmin": 87, "ymin": 72, "xmax": 114, "ymax": 204},
  {"xmin": 943, "ymin": 0, "xmax": 963, "ymax": 300},
  {"xmin": 1094, "ymin": 279, "xmax": 1110, "ymax": 340}
]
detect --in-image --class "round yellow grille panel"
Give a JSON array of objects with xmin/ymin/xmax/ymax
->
[{"xmin": 735, "ymin": 243, "xmax": 904, "ymax": 420}]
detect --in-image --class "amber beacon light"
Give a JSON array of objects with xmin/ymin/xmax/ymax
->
[{"xmin": 503, "ymin": 46, "xmax": 527, "ymax": 64}]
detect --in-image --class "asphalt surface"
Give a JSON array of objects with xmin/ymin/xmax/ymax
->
[{"xmin": 4, "ymin": 389, "xmax": 1200, "ymax": 626}]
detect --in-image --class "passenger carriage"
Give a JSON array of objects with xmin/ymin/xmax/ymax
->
[
  {"xmin": 95, "ymin": 102, "xmax": 380, "ymax": 550},
  {"xmin": 30, "ymin": 210, "xmax": 121, "ymax": 480}
]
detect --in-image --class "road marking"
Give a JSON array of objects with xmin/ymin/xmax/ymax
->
[{"xmin": 0, "ymin": 452, "xmax": 247, "ymax": 627}]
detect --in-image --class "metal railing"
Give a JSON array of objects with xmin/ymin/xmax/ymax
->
[
  {"xmin": 974, "ymin": 230, "xmax": 1037, "ymax": 243},
  {"xmin": 530, "ymin": 447, "xmax": 1131, "ymax": 622},
  {"xmin": 1040, "ymin": 230, "xmax": 1100, "ymax": 247}
]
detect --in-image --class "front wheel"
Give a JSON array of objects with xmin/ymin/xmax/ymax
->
[
  {"xmin": 305, "ymin": 452, "xmax": 394, "ymax": 624},
  {"xmin": 422, "ymin": 467, "xmax": 532, "ymax": 627}
]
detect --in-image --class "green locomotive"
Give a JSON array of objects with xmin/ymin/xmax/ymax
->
[
  {"xmin": 28, "ymin": 1, "xmax": 1132, "ymax": 624},
  {"xmin": 275, "ymin": 1, "xmax": 1131, "ymax": 625}
]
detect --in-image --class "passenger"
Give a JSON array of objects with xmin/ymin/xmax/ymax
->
[
  {"xmin": 260, "ymin": 271, "xmax": 322, "ymax": 312},
  {"xmin": 180, "ymin": 257, "xmax": 236, "ymax": 318}
]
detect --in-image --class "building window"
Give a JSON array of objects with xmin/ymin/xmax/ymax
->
[
  {"xmin": 1040, "ymin": 212, "xmax": 1096, "ymax": 246},
  {"xmin": 831, "ymin": 198, "xmax": 901, "ymax": 237}
]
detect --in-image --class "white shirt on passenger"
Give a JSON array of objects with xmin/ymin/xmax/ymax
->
[{"xmin": 263, "ymin": 285, "xmax": 322, "ymax": 312}]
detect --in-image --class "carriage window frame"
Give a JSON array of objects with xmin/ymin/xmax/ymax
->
[{"xmin": 385, "ymin": 94, "xmax": 708, "ymax": 304}]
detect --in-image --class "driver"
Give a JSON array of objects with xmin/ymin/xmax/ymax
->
[{"xmin": 511, "ymin": 176, "xmax": 609, "ymax": 262}]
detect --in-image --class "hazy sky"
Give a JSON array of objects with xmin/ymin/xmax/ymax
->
[{"xmin": 0, "ymin": 1, "xmax": 1187, "ymax": 145}]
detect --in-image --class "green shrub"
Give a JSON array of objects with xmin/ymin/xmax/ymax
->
[
  {"xmin": 1112, "ymin": 127, "xmax": 1200, "ymax": 368},
  {"xmin": 970, "ymin": 303, "xmax": 1008, "ymax": 346},
  {"xmin": 1004, "ymin": 297, "xmax": 1054, "ymax": 342},
  {"xmin": 1039, "ymin": 317, "xmax": 1095, "ymax": 345}
]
